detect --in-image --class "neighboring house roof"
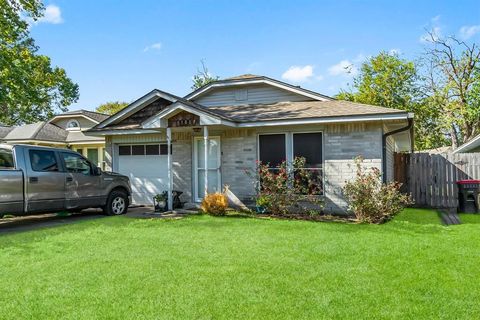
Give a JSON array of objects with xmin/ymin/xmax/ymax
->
[
  {"xmin": 1, "ymin": 122, "xmax": 69, "ymax": 143},
  {"xmin": 50, "ymin": 109, "xmax": 109, "ymax": 123},
  {"xmin": 0, "ymin": 126, "xmax": 13, "ymax": 139},
  {"xmin": 185, "ymin": 75, "xmax": 333, "ymax": 101},
  {"xmin": 1, "ymin": 121, "xmax": 104, "ymax": 144},
  {"xmin": 454, "ymin": 134, "xmax": 480, "ymax": 153}
]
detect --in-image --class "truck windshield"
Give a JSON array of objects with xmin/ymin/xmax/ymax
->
[{"xmin": 0, "ymin": 147, "xmax": 14, "ymax": 169}]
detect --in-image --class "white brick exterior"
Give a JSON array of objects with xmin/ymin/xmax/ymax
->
[{"xmin": 103, "ymin": 122, "xmax": 386, "ymax": 213}]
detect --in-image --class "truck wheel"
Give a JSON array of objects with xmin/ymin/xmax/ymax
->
[{"xmin": 104, "ymin": 190, "xmax": 129, "ymax": 216}]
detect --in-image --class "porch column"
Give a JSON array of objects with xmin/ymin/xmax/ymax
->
[
  {"xmin": 203, "ymin": 126, "xmax": 208, "ymax": 198},
  {"xmin": 167, "ymin": 127, "xmax": 173, "ymax": 211}
]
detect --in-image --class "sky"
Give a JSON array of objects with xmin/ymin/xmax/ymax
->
[{"xmin": 29, "ymin": 0, "xmax": 480, "ymax": 112}]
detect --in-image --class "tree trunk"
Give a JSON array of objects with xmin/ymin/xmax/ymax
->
[{"xmin": 450, "ymin": 125, "xmax": 459, "ymax": 149}]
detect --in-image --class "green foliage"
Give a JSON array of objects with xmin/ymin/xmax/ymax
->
[
  {"xmin": 0, "ymin": 0, "xmax": 79, "ymax": 125},
  {"xmin": 247, "ymin": 157, "xmax": 323, "ymax": 215},
  {"xmin": 343, "ymin": 157, "xmax": 413, "ymax": 223},
  {"xmin": 95, "ymin": 101, "xmax": 128, "ymax": 115},
  {"xmin": 335, "ymin": 51, "xmax": 447, "ymax": 149},
  {"xmin": 191, "ymin": 59, "xmax": 219, "ymax": 90}
]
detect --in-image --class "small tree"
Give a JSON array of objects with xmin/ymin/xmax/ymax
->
[
  {"xmin": 343, "ymin": 157, "xmax": 412, "ymax": 223},
  {"xmin": 247, "ymin": 157, "xmax": 323, "ymax": 215},
  {"xmin": 191, "ymin": 60, "xmax": 219, "ymax": 90},
  {"xmin": 96, "ymin": 101, "xmax": 128, "ymax": 115}
]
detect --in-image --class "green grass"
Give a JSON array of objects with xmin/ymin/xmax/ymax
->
[
  {"xmin": 459, "ymin": 213, "xmax": 480, "ymax": 224},
  {"xmin": 0, "ymin": 209, "xmax": 479, "ymax": 319}
]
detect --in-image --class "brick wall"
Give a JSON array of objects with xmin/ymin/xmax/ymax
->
[{"xmin": 172, "ymin": 139, "xmax": 193, "ymax": 202}]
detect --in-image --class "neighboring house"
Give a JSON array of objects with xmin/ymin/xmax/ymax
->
[
  {"xmin": 453, "ymin": 135, "xmax": 480, "ymax": 153},
  {"xmin": 0, "ymin": 110, "xmax": 108, "ymax": 168},
  {"xmin": 87, "ymin": 74, "xmax": 413, "ymax": 213}
]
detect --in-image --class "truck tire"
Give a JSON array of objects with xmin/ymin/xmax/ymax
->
[{"xmin": 103, "ymin": 190, "xmax": 129, "ymax": 216}]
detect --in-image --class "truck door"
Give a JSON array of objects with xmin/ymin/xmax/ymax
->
[
  {"xmin": 60, "ymin": 152, "xmax": 104, "ymax": 209},
  {"xmin": 25, "ymin": 148, "xmax": 66, "ymax": 212}
]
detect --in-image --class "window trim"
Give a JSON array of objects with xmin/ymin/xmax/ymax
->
[
  {"xmin": 257, "ymin": 130, "xmax": 324, "ymax": 196},
  {"xmin": 117, "ymin": 143, "xmax": 170, "ymax": 156},
  {"xmin": 66, "ymin": 119, "xmax": 81, "ymax": 131},
  {"xmin": 256, "ymin": 133, "xmax": 288, "ymax": 168},
  {"xmin": 292, "ymin": 131, "xmax": 324, "ymax": 196}
]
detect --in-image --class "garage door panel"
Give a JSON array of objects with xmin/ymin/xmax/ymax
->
[{"xmin": 118, "ymin": 154, "xmax": 168, "ymax": 205}]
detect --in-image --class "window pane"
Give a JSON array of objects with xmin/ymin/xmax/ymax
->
[
  {"xmin": 293, "ymin": 132, "xmax": 323, "ymax": 167},
  {"xmin": 0, "ymin": 148, "xmax": 14, "ymax": 169},
  {"xmin": 132, "ymin": 145, "xmax": 145, "ymax": 155},
  {"xmin": 146, "ymin": 145, "xmax": 160, "ymax": 155},
  {"xmin": 119, "ymin": 145, "xmax": 131, "ymax": 156},
  {"xmin": 259, "ymin": 134, "xmax": 286, "ymax": 168},
  {"xmin": 62, "ymin": 153, "xmax": 91, "ymax": 175},
  {"xmin": 29, "ymin": 150, "xmax": 58, "ymax": 172},
  {"xmin": 160, "ymin": 144, "xmax": 170, "ymax": 155},
  {"xmin": 87, "ymin": 148, "xmax": 99, "ymax": 164}
]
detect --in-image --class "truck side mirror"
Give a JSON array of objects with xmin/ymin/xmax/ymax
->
[{"xmin": 92, "ymin": 166, "xmax": 102, "ymax": 176}]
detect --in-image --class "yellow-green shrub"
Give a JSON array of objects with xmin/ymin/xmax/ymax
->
[{"xmin": 201, "ymin": 192, "xmax": 228, "ymax": 216}]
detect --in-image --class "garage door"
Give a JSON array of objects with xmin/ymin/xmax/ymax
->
[{"xmin": 118, "ymin": 144, "xmax": 170, "ymax": 205}]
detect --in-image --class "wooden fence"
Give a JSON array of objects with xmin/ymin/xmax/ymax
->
[{"xmin": 394, "ymin": 152, "xmax": 480, "ymax": 208}]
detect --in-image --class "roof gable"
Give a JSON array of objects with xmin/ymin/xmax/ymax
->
[
  {"xmin": 94, "ymin": 89, "xmax": 180, "ymax": 129},
  {"xmin": 185, "ymin": 75, "xmax": 333, "ymax": 102}
]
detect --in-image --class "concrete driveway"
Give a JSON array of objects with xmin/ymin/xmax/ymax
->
[{"xmin": 0, "ymin": 206, "xmax": 155, "ymax": 234}]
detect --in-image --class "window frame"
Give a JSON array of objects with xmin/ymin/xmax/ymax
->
[
  {"xmin": 66, "ymin": 119, "xmax": 81, "ymax": 131},
  {"xmin": 256, "ymin": 130, "xmax": 324, "ymax": 196},
  {"xmin": 292, "ymin": 131, "xmax": 324, "ymax": 196},
  {"xmin": 256, "ymin": 133, "xmax": 288, "ymax": 169},
  {"xmin": 118, "ymin": 143, "xmax": 170, "ymax": 157}
]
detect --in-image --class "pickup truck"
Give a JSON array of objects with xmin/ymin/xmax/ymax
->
[{"xmin": 0, "ymin": 144, "xmax": 131, "ymax": 217}]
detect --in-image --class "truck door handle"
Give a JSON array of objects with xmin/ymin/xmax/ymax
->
[
  {"xmin": 66, "ymin": 177, "xmax": 73, "ymax": 182},
  {"xmin": 29, "ymin": 177, "xmax": 38, "ymax": 183}
]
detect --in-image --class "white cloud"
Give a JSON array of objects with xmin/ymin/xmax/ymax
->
[
  {"xmin": 459, "ymin": 25, "xmax": 480, "ymax": 40},
  {"xmin": 328, "ymin": 60, "xmax": 358, "ymax": 77},
  {"xmin": 420, "ymin": 15, "xmax": 442, "ymax": 43},
  {"xmin": 38, "ymin": 5, "xmax": 63, "ymax": 24},
  {"xmin": 281, "ymin": 65, "xmax": 314, "ymax": 82},
  {"xmin": 143, "ymin": 42, "xmax": 162, "ymax": 52}
]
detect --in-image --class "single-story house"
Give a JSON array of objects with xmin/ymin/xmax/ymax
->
[
  {"xmin": 0, "ymin": 110, "xmax": 108, "ymax": 167},
  {"xmin": 87, "ymin": 74, "xmax": 414, "ymax": 213}
]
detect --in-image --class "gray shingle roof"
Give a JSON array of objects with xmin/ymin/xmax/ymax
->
[
  {"xmin": 59, "ymin": 109, "xmax": 109, "ymax": 123},
  {"xmin": 0, "ymin": 126, "xmax": 13, "ymax": 139},
  {"xmin": 1, "ymin": 122, "xmax": 68, "ymax": 142},
  {"xmin": 205, "ymin": 100, "xmax": 408, "ymax": 122}
]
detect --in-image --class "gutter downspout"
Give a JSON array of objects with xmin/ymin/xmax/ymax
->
[{"xmin": 382, "ymin": 117, "xmax": 414, "ymax": 183}]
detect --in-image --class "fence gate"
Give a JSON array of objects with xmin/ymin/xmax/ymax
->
[{"xmin": 394, "ymin": 152, "xmax": 480, "ymax": 208}]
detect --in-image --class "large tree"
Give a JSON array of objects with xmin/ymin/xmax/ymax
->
[
  {"xmin": 0, "ymin": 0, "xmax": 79, "ymax": 125},
  {"xmin": 336, "ymin": 51, "xmax": 445, "ymax": 149},
  {"xmin": 96, "ymin": 101, "xmax": 128, "ymax": 115},
  {"xmin": 191, "ymin": 60, "xmax": 219, "ymax": 90},
  {"xmin": 421, "ymin": 32, "xmax": 480, "ymax": 148}
]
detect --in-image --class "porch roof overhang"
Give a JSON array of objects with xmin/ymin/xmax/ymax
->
[{"xmin": 141, "ymin": 101, "xmax": 236, "ymax": 129}]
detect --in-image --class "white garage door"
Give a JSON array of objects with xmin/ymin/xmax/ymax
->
[{"xmin": 118, "ymin": 144, "xmax": 169, "ymax": 205}]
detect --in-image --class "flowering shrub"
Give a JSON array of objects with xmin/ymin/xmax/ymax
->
[
  {"xmin": 247, "ymin": 157, "xmax": 323, "ymax": 215},
  {"xmin": 201, "ymin": 192, "xmax": 228, "ymax": 216},
  {"xmin": 343, "ymin": 157, "xmax": 413, "ymax": 223}
]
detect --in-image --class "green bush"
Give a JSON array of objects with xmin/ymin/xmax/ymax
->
[{"xmin": 343, "ymin": 157, "xmax": 413, "ymax": 223}]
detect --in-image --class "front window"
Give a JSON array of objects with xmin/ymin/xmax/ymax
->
[
  {"xmin": 258, "ymin": 134, "xmax": 286, "ymax": 170},
  {"xmin": 293, "ymin": 132, "xmax": 323, "ymax": 195},
  {"xmin": 257, "ymin": 132, "xmax": 323, "ymax": 195}
]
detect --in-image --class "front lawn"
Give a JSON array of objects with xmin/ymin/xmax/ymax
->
[{"xmin": 0, "ymin": 209, "xmax": 479, "ymax": 319}]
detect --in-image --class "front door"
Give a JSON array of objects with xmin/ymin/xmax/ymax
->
[{"xmin": 194, "ymin": 137, "xmax": 221, "ymax": 201}]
